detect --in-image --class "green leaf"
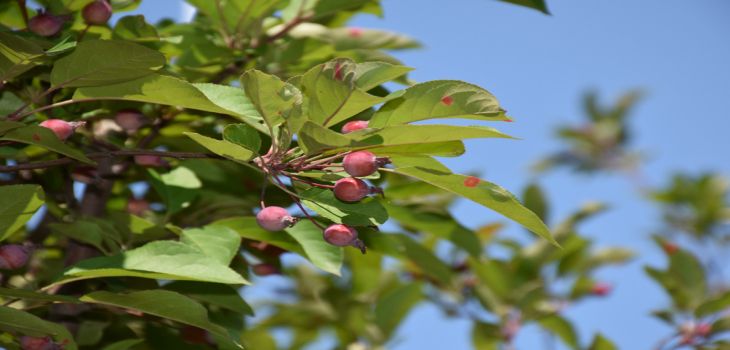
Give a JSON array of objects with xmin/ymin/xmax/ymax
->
[
  {"xmin": 184, "ymin": 132, "xmax": 255, "ymax": 163},
  {"xmin": 74, "ymin": 74, "xmax": 264, "ymax": 131},
  {"xmin": 370, "ymin": 80, "xmax": 509, "ymax": 127},
  {"xmin": 696, "ymin": 290, "xmax": 730, "ymax": 317},
  {"xmin": 181, "ymin": 225, "xmax": 241, "ymax": 266},
  {"xmin": 80, "ymin": 290, "xmax": 241, "ymax": 348},
  {"xmin": 100, "ymin": 339, "xmax": 145, "ymax": 350},
  {"xmin": 49, "ymin": 219, "xmax": 124, "ymax": 255},
  {"xmin": 538, "ymin": 315, "xmax": 579, "ymax": 349},
  {"xmin": 390, "ymin": 156, "xmax": 555, "ymax": 244},
  {"xmin": 148, "ymin": 166, "xmax": 202, "ymax": 215},
  {"xmin": 0, "ymin": 306, "xmax": 77, "ymax": 349},
  {"xmin": 50, "ymin": 40, "xmax": 165, "ymax": 87},
  {"xmin": 354, "ymin": 62, "xmax": 414, "ymax": 91},
  {"xmin": 374, "ymin": 283, "xmax": 423, "ymax": 337},
  {"xmin": 523, "ymin": 183, "xmax": 548, "ymax": 222},
  {"xmin": 44, "ymin": 36, "xmax": 77, "ymax": 56},
  {"xmin": 0, "ymin": 93, "xmax": 25, "ymax": 117},
  {"xmin": 58, "ymin": 240, "xmax": 248, "ymax": 286},
  {"xmin": 240, "ymin": 69, "xmax": 303, "ymax": 130},
  {"xmin": 299, "ymin": 187, "xmax": 388, "ymax": 226},
  {"xmin": 186, "ymin": 0, "xmax": 281, "ymax": 37},
  {"xmin": 0, "ymin": 184, "xmax": 45, "ymax": 242},
  {"xmin": 364, "ymin": 233, "xmax": 453, "ymax": 285},
  {"xmin": 588, "ymin": 333, "xmax": 617, "ymax": 350},
  {"xmin": 472, "ymin": 322, "xmax": 501, "ymax": 350},
  {"xmin": 163, "ymin": 281, "xmax": 253, "ymax": 316},
  {"xmin": 0, "ymin": 287, "xmax": 79, "ymax": 304},
  {"xmin": 293, "ymin": 24, "xmax": 420, "ymax": 51},
  {"xmin": 298, "ymin": 59, "xmax": 385, "ymax": 127},
  {"xmin": 0, "ymin": 125, "xmax": 94, "ymax": 163},
  {"xmin": 298, "ymin": 121, "xmax": 352, "ymax": 155},
  {"xmin": 669, "ymin": 250, "xmax": 707, "ymax": 308},
  {"xmin": 0, "ymin": 32, "xmax": 46, "ymax": 81},
  {"xmin": 112, "ymin": 15, "xmax": 160, "ymax": 41},
  {"xmin": 370, "ymin": 141, "xmax": 466, "ymax": 157},
  {"xmin": 210, "ymin": 217, "xmax": 343, "ymax": 276},
  {"xmin": 223, "ymin": 123, "xmax": 262, "ymax": 154},
  {"xmin": 497, "ymin": 0, "xmax": 550, "ymax": 14}
]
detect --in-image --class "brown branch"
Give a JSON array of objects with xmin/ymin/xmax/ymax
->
[
  {"xmin": 0, "ymin": 150, "xmax": 223, "ymax": 172},
  {"xmin": 17, "ymin": 0, "xmax": 29, "ymax": 28}
]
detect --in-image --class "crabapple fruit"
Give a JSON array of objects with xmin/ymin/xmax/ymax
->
[
  {"xmin": 343, "ymin": 150, "xmax": 388, "ymax": 177},
  {"xmin": 323, "ymin": 224, "xmax": 358, "ymax": 247},
  {"xmin": 256, "ymin": 206, "xmax": 297, "ymax": 231},
  {"xmin": 40, "ymin": 119, "xmax": 84, "ymax": 141},
  {"xmin": 20, "ymin": 336, "xmax": 59, "ymax": 350},
  {"xmin": 82, "ymin": 0, "xmax": 112, "ymax": 25},
  {"xmin": 590, "ymin": 282, "xmax": 612, "ymax": 296},
  {"xmin": 0, "ymin": 244, "xmax": 30, "ymax": 270},
  {"xmin": 126, "ymin": 198, "xmax": 150, "ymax": 215},
  {"xmin": 252, "ymin": 263, "xmax": 279, "ymax": 276},
  {"xmin": 134, "ymin": 155, "xmax": 166, "ymax": 167},
  {"xmin": 114, "ymin": 109, "xmax": 146, "ymax": 132},
  {"xmin": 28, "ymin": 12, "xmax": 63, "ymax": 37},
  {"xmin": 333, "ymin": 177, "xmax": 370, "ymax": 202},
  {"xmin": 341, "ymin": 120, "xmax": 368, "ymax": 134}
]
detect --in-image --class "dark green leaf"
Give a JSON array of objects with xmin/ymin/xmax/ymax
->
[
  {"xmin": 0, "ymin": 306, "xmax": 77, "ymax": 349},
  {"xmin": 223, "ymin": 123, "xmax": 262, "ymax": 154},
  {"xmin": 588, "ymin": 333, "xmax": 617, "ymax": 350},
  {"xmin": 374, "ymin": 282, "xmax": 423, "ymax": 337},
  {"xmin": 180, "ymin": 225, "xmax": 241, "ymax": 265},
  {"xmin": 299, "ymin": 187, "xmax": 388, "ymax": 226},
  {"xmin": 148, "ymin": 166, "xmax": 202, "ymax": 215},
  {"xmin": 0, "ymin": 184, "xmax": 45, "ymax": 241},
  {"xmin": 538, "ymin": 315, "xmax": 579, "ymax": 349},
  {"xmin": 163, "ymin": 281, "xmax": 253, "ymax": 315},
  {"xmin": 0, "ymin": 125, "xmax": 94, "ymax": 163},
  {"xmin": 497, "ymin": 0, "xmax": 550, "ymax": 14},
  {"xmin": 184, "ymin": 132, "xmax": 255, "ymax": 163}
]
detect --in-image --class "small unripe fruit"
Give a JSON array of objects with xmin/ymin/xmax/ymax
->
[
  {"xmin": 134, "ymin": 155, "xmax": 166, "ymax": 167},
  {"xmin": 343, "ymin": 151, "xmax": 380, "ymax": 177},
  {"xmin": 252, "ymin": 263, "xmax": 279, "ymax": 276},
  {"xmin": 341, "ymin": 120, "xmax": 368, "ymax": 134},
  {"xmin": 590, "ymin": 282, "xmax": 612, "ymax": 296},
  {"xmin": 333, "ymin": 177, "xmax": 370, "ymax": 202},
  {"xmin": 40, "ymin": 119, "xmax": 84, "ymax": 141},
  {"xmin": 82, "ymin": 0, "xmax": 113, "ymax": 25},
  {"xmin": 0, "ymin": 244, "xmax": 30, "ymax": 270},
  {"xmin": 256, "ymin": 206, "xmax": 297, "ymax": 231},
  {"xmin": 323, "ymin": 224, "xmax": 358, "ymax": 247},
  {"xmin": 20, "ymin": 336, "xmax": 58, "ymax": 350},
  {"xmin": 114, "ymin": 109, "xmax": 146, "ymax": 132},
  {"xmin": 28, "ymin": 12, "xmax": 63, "ymax": 37}
]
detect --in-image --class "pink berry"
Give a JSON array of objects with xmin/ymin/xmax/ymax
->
[
  {"xmin": 40, "ymin": 119, "xmax": 82, "ymax": 141},
  {"xmin": 0, "ymin": 244, "xmax": 30, "ymax": 270},
  {"xmin": 333, "ymin": 177, "xmax": 370, "ymax": 202},
  {"xmin": 590, "ymin": 282, "xmax": 612, "ymax": 296},
  {"xmin": 695, "ymin": 322, "xmax": 711, "ymax": 337},
  {"xmin": 256, "ymin": 206, "xmax": 297, "ymax": 231},
  {"xmin": 134, "ymin": 155, "xmax": 166, "ymax": 167},
  {"xmin": 20, "ymin": 336, "xmax": 58, "ymax": 350},
  {"xmin": 323, "ymin": 224, "xmax": 358, "ymax": 247},
  {"xmin": 114, "ymin": 109, "xmax": 146, "ymax": 132},
  {"xmin": 343, "ymin": 151, "xmax": 379, "ymax": 177},
  {"xmin": 341, "ymin": 120, "xmax": 369, "ymax": 134},
  {"xmin": 28, "ymin": 12, "xmax": 63, "ymax": 37},
  {"xmin": 252, "ymin": 263, "xmax": 279, "ymax": 276},
  {"xmin": 82, "ymin": 0, "xmax": 112, "ymax": 25}
]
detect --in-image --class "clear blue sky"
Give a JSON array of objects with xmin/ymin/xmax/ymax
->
[{"xmin": 130, "ymin": 1, "xmax": 730, "ymax": 349}]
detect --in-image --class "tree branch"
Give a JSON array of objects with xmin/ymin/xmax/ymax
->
[{"xmin": 0, "ymin": 150, "xmax": 223, "ymax": 172}]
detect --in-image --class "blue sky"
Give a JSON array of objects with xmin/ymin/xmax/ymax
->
[{"xmin": 129, "ymin": 1, "xmax": 730, "ymax": 349}]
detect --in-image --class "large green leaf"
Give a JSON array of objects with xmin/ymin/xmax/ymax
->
[
  {"xmin": 472, "ymin": 322, "xmax": 501, "ymax": 350},
  {"xmin": 539, "ymin": 315, "xmax": 579, "ymax": 349},
  {"xmin": 181, "ymin": 225, "xmax": 241, "ymax": 266},
  {"xmin": 370, "ymin": 141, "xmax": 466, "ymax": 157},
  {"xmin": 298, "ymin": 59, "xmax": 385, "ymax": 127},
  {"xmin": 50, "ymin": 40, "xmax": 165, "ymax": 87},
  {"xmin": 0, "ymin": 125, "xmax": 94, "ymax": 163},
  {"xmin": 497, "ymin": 0, "xmax": 550, "ymax": 14},
  {"xmin": 80, "ymin": 290, "xmax": 241, "ymax": 348},
  {"xmin": 390, "ymin": 156, "xmax": 555, "ymax": 244},
  {"xmin": 240, "ymin": 69, "xmax": 303, "ymax": 130},
  {"xmin": 588, "ymin": 333, "xmax": 617, "ymax": 350},
  {"xmin": 0, "ymin": 185, "xmax": 44, "ymax": 242},
  {"xmin": 0, "ymin": 32, "xmax": 46, "ymax": 81},
  {"xmin": 669, "ymin": 250, "xmax": 706, "ymax": 308},
  {"xmin": 184, "ymin": 132, "xmax": 256, "ymax": 163},
  {"xmin": 299, "ymin": 187, "xmax": 388, "ymax": 226},
  {"xmin": 696, "ymin": 291, "xmax": 730, "ymax": 317},
  {"xmin": 374, "ymin": 282, "xmax": 423, "ymax": 337},
  {"xmin": 49, "ymin": 219, "xmax": 124, "ymax": 255},
  {"xmin": 74, "ymin": 74, "xmax": 264, "ymax": 131},
  {"xmin": 211, "ymin": 217, "xmax": 344, "ymax": 276},
  {"xmin": 354, "ymin": 62, "xmax": 413, "ymax": 91},
  {"xmin": 186, "ymin": 0, "xmax": 281, "ymax": 37},
  {"xmin": 148, "ymin": 166, "xmax": 202, "ymax": 215},
  {"xmin": 223, "ymin": 123, "xmax": 262, "ymax": 154},
  {"xmin": 363, "ymin": 233, "xmax": 453, "ymax": 285},
  {"xmin": 369, "ymin": 80, "xmax": 509, "ymax": 127},
  {"xmin": 162, "ymin": 281, "xmax": 253, "ymax": 315},
  {"xmin": 291, "ymin": 24, "xmax": 420, "ymax": 51},
  {"xmin": 57, "ymin": 240, "xmax": 248, "ymax": 286},
  {"xmin": 0, "ymin": 306, "xmax": 77, "ymax": 349}
]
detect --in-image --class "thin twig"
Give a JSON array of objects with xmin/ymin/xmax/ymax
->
[
  {"xmin": 0, "ymin": 150, "xmax": 223, "ymax": 172},
  {"xmin": 17, "ymin": 0, "xmax": 29, "ymax": 28}
]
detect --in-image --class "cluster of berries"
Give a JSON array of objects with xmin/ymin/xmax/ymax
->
[
  {"xmin": 255, "ymin": 120, "xmax": 386, "ymax": 252},
  {"xmin": 27, "ymin": 0, "xmax": 112, "ymax": 37}
]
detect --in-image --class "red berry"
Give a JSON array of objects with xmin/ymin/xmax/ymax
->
[
  {"xmin": 82, "ymin": 0, "xmax": 112, "ymax": 25},
  {"xmin": 341, "ymin": 120, "xmax": 369, "ymax": 134},
  {"xmin": 28, "ymin": 12, "xmax": 63, "ymax": 37},
  {"xmin": 252, "ymin": 263, "xmax": 279, "ymax": 276},
  {"xmin": 114, "ymin": 109, "xmax": 146, "ymax": 132},
  {"xmin": 590, "ymin": 282, "xmax": 612, "ymax": 296},
  {"xmin": 333, "ymin": 177, "xmax": 370, "ymax": 202},
  {"xmin": 134, "ymin": 155, "xmax": 166, "ymax": 167},
  {"xmin": 20, "ymin": 336, "xmax": 58, "ymax": 350},
  {"xmin": 256, "ymin": 206, "xmax": 296, "ymax": 231},
  {"xmin": 126, "ymin": 198, "xmax": 150, "ymax": 215},
  {"xmin": 695, "ymin": 322, "xmax": 712, "ymax": 337},
  {"xmin": 323, "ymin": 224, "xmax": 358, "ymax": 247},
  {"xmin": 0, "ymin": 244, "xmax": 30, "ymax": 270},
  {"xmin": 348, "ymin": 28, "xmax": 364, "ymax": 37},
  {"xmin": 40, "ymin": 119, "xmax": 82, "ymax": 141},
  {"xmin": 343, "ymin": 151, "xmax": 379, "ymax": 177}
]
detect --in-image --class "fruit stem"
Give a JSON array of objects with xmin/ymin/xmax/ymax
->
[
  {"xmin": 270, "ymin": 174, "xmax": 325, "ymax": 230},
  {"xmin": 288, "ymin": 175, "xmax": 335, "ymax": 189},
  {"xmin": 17, "ymin": 0, "xmax": 29, "ymax": 27}
]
